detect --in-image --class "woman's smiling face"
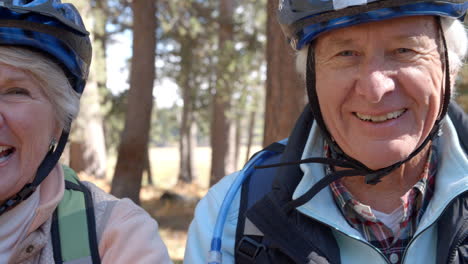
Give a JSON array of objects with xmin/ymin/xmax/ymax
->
[
  {"xmin": 314, "ymin": 16, "xmax": 443, "ymax": 170},
  {"xmin": 0, "ymin": 63, "xmax": 59, "ymax": 201}
]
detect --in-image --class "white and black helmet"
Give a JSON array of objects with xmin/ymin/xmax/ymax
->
[{"xmin": 278, "ymin": 0, "xmax": 467, "ymax": 50}]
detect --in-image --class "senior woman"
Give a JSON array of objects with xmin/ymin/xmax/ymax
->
[
  {"xmin": 185, "ymin": 1, "xmax": 468, "ymax": 263},
  {"xmin": 0, "ymin": 1, "xmax": 170, "ymax": 263}
]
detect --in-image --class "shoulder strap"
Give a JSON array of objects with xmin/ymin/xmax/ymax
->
[
  {"xmin": 240, "ymin": 141, "xmax": 287, "ymax": 213},
  {"xmin": 235, "ymin": 141, "xmax": 286, "ymax": 261},
  {"xmin": 245, "ymin": 193, "xmax": 337, "ymax": 264},
  {"xmin": 448, "ymin": 101, "xmax": 468, "ymax": 153},
  {"xmin": 51, "ymin": 166, "xmax": 101, "ymax": 264},
  {"xmin": 235, "ymin": 105, "xmax": 340, "ymax": 263}
]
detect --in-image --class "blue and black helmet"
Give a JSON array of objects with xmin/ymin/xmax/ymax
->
[
  {"xmin": 0, "ymin": 0, "xmax": 91, "ymax": 94},
  {"xmin": 278, "ymin": 0, "xmax": 468, "ymax": 50}
]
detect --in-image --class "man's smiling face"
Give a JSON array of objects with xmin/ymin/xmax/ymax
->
[{"xmin": 314, "ymin": 16, "xmax": 443, "ymax": 170}]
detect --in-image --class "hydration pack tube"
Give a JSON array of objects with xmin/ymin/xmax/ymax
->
[
  {"xmin": 209, "ymin": 104, "xmax": 314, "ymax": 264},
  {"xmin": 208, "ymin": 143, "xmax": 286, "ymax": 264}
]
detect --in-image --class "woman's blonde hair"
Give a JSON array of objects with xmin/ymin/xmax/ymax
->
[{"xmin": 0, "ymin": 46, "xmax": 80, "ymax": 131}]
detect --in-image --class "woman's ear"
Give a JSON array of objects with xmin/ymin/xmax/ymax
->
[{"xmin": 53, "ymin": 121, "xmax": 63, "ymax": 144}]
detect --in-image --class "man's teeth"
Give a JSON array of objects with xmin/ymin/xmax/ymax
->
[{"xmin": 355, "ymin": 109, "xmax": 406, "ymax": 123}]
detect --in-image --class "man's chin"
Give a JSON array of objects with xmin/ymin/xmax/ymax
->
[{"xmin": 350, "ymin": 150, "xmax": 411, "ymax": 170}]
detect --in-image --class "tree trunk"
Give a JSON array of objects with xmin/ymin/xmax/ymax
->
[
  {"xmin": 209, "ymin": 0, "xmax": 236, "ymax": 186},
  {"xmin": 263, "ymin": 0, "xmax": 306, "ymax": 147},
  {"xmin": 92, "ymin": 0, "xmax": 108, "ymax": 97},
  {"xmin": 210, "ymin": 94, "xmax": 233, "ymax": 185},
  {"xmin": 178, "ymin": 41, "xmax": 196, "ymax": 183},
  {"xmin": 179, "ymin": 98, "xmax": 196, "ymax": 183},
  {"xmin": 234, "ymin": 115, "xmax": 242, "ymax": 170},
  {"xmin": 66, "ymin": 0, "xmax": 107, "ymax": 179},
  {"xmin": 245, "ymin": 110, "xmax": 256, "ymax": 163},
  {"xmin": 110, "ymin": 0, "xmax": 156, "ymax": 204},
  {"xmin": 145, "ymin": 148, "xmax": 153, "ymax": 185}
]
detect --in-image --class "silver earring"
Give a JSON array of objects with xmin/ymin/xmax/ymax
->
[{"xmin": 49, "ymin": 138, "xmax": 57, "ymax": 152}]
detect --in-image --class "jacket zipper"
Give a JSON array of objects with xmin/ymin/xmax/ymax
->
[
  {"xmin": 333, "ymin": 230, "xmax": 391, "ymax": 264},
  {"xmin": 299, "ymin": 215, "xmax": 391, "ymax": 264}
]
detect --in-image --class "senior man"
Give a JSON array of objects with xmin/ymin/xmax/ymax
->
[{"xmin": 185, "ymin": 1, "xmax": 468, "ymax": 263}]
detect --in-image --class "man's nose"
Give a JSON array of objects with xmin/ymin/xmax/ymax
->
[{"xmin": 355, "ymin": 58, "xmax": 395, "ymax": 103}]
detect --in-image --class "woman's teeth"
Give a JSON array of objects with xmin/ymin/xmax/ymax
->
[
  {"xmin": 355, "ymin": 109, "xmax": 406, "ymax": 123},
  {"xmin": 0, "ymin": 146, "xmax": 14, "ymax": 162}
]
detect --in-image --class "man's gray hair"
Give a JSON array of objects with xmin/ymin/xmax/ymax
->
[
  {"xmin": 295, "ymin": 17, "xmax": 468, "ymax": 92},
  {"xmin": 0, "ymin": 47, "xmax": 80, "ymax": 131}
]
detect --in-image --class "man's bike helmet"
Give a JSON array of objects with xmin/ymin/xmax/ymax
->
[
  {"xmin": 279, "ymin": 0, "xmax": 466, "ymax": 50},
  {"xmin": 259, "ymin": 0, "xmax": 468, "ymax": 211},
  {"xmin": 0, "ymin": 0, "xmax": 91, "ymax": 215}
]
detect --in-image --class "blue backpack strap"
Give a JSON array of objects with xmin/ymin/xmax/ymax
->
[
  {"xmin": 51, "ymin": 166, "xmax": 101, "ymax": 264},
  {"xmin": 235, "ymin": 105, "xmax": 341, "ymax": 264},
  {"xmin": 241, "ymin": 140, "xmax": 287, "ymax": 210},
  {"xmin": 234, "ymin": 140, "xmax": 286, "ymax": 262}
]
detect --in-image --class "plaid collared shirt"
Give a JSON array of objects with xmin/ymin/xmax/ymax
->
[{"xmin": 327, "ymin": 144, "xmax": 437, "ymax": 264}]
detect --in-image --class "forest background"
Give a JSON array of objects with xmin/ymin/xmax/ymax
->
[{"xmin": 63, "ymin": 1, "xmax": 468, "ymax": 262}]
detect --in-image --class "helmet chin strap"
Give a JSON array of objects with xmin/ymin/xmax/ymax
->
[
  {"xmin": 257, "ymin": 17, "xmax": 452, "ymax": 214},
  {"xmin": 0, "ymin": 129, "xmax": 69, "ymax": 216}
]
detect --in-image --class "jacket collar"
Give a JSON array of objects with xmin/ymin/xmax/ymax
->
[{"xmin": 418, "ymin": 117, "xmax": 468, "ymax": 232}]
